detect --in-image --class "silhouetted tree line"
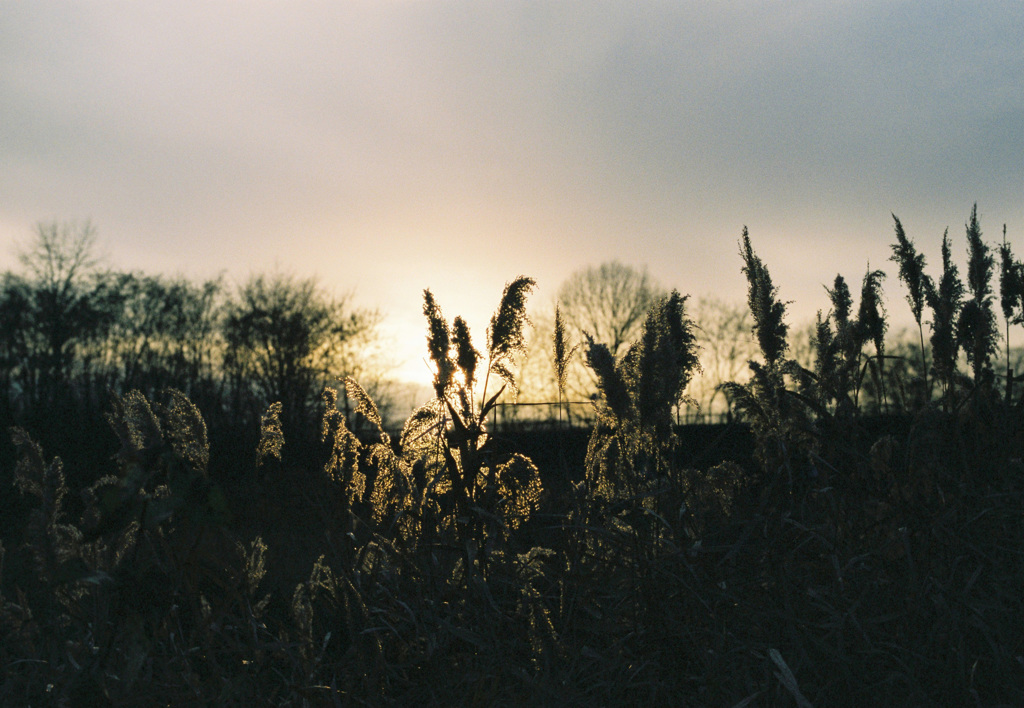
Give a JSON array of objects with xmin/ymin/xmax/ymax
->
[{"xmin": 0, "ymin": 221, "xmax": 384, "ymax": 484}]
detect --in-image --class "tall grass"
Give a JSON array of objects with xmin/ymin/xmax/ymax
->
[
  {"xmin": 3, "ymin": 207, "xmax": 1024, "ymax": 705},
  {"xmin": 890, "ymin": 213, "xmax": 932, "ymax": 400},
  {"xmin": 998, "ymin": 223, "xmax": 1024, "ymax": 402},
  {"xmin": 958, "ymin": 203, "xmax": 999, "ymax": 388}
]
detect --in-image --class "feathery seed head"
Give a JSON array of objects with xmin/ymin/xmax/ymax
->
[
  {"xmin": 114, "ymin": 390, "xmax": 163, "ymax": 456},
  {"xmin": 965, "ymin": 203, "xmax": 994, "ymax": 300},
  {"xmin": 157, "ymin": 389, "xmax": 209, "ymax": 475},
  {"xmin": 488, "ymin": 276, "xmax": 535, "ymax": 359},
  {"xmin": 423, "ymin": 289, "xmax": 455, "ymax": 397},
  {"xmin": 889, "ymin": 214, "xmax": 931, "ymax": 324},
  {"xmin": 495, "ymin": 453, "xmax": 542, "ymax": 532},
  {"xmin": 451, "ymin": 316, "xmax": 479, "ymax": 390},
  {"xmin": 827, "ymin": 275, "xmax": 853, "ymax": 328},
  {"xmin": 925, "ymin": 228, "xmax": 965, "ymax": 392},
  {"xmin": 344, "ymin": 376, "xmax": 385, "ymax": 438},
  {"xmin": 552, "ymin": 303, "xmax": 579, "ymax": 397},
  {"xmin": 584, "ymin": 332, "xmax": 632, "ymax": 421},
  {"xmin": 739, "ymin": 228, "xmax": 789, "ymax": 367},
  {"xmin": 857, "ymin": 267, "xmax": 887, "ymax": 355},
  {"xmin": 999, "ymin": 224, "xmax": 1024, "ymax": 325},
  {"xmin": 11, "ymin": 427, "xmax": 66, "ymax": 514},
  {"xmin": 959, "ymin": 204, "xmax": 999, "ymax": 380},
  {"xmin": 321, "ymin": 388, "xmax": 364, "ymax": 499},
  {"xmin": 257, "ymin": 401, "xmax": 285, "ymax": 466},
  {"xmin": 635, "ymin": 291, "xmax": 700, "ymax": 425}
]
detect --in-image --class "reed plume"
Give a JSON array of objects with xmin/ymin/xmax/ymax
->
[
  {"xmin": 857, "ymin": 267, "xmax": 888, "ymax": 411},
  {"xmin": 925, "ymin": 229, "xmax": 964, "ymax": 408},
  {"xmin": 485, "ymin": 276, "xmax": 536, "ymax": 399},
  {"xmin": 423, "ymin": 289, "xmax": 455, "ymax": 399},
  {"xmin": 552, "ymin": 303, "xmax": 579, "ymax": 425},
  {"xmin": 889, "ymin": 214, "xmax": 933, "ymax": 399},
  {"xmin": 998, "ymin": 224, "xmax": 1024, "ymax": 401},
  {"xmin": 406, "ymin": 279, "xmax": 542, "ymax": 568},
  {"xmin": 722, "ymin": 228, "xmax": 813, "ymax": 482},
  {"xmin": 257, "ymin": 401, "xmax": 284, "ymax": 466},
  {"xmin": 739, "ymin": 227, "xmax": 788, "ymax": 368},
  {"xmin": 452, "ymin": 315, "xmax": 479, "ymax": 390},
  {"xmin": 320, "ymin": 388, "xmax": 363, "ymax": 504},
  {"xmin": 583, "ymin": 290, "xmax": 699, "ymax": 504},
  {"xmin": 957, "ymin": 203, "xmax": 998, "ymax": 386}
]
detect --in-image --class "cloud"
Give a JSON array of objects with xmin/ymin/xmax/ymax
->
[{"xmin": 1, "ymin": 1, "xmax": 1022, "ymax": 366}]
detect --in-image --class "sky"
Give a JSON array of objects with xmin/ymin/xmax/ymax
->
[{"xmin": 3, "ymin": 1, "xmax": 1023, "ymax": 385}]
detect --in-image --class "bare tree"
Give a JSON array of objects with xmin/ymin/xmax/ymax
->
[
  {"xmin": 18, "ymin": 220, "xmax": 100, "ymax": 291},
  {"xmin": 15, "ymin": 220, "xmax": 104, "ymax": 389},
  {"xmin": 554, "ymin": 261, "xmax": 665, "ymax": 402},
  {"xmin": 222, "ymin": 272, "xmax": 384, "ymax": 443},
  {"xmin": 685, "ymin": 297, "xmax": 756, "ymax": 421},
  {"xmin": 84, "ymin": 272, "xmax": 224, "ymax": 397},
  {"xmin": 557, "ymin": 261, "xmax": 665, "ymax": 359}
]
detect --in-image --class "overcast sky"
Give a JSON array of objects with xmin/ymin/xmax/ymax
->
[{"xmin": 3, "ymin": 2, "xmax": 1022, "ymax": 383}]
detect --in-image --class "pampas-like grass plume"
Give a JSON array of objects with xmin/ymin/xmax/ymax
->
[
  {"xmin": 156, "ymin": 388, "xmax": 209, "ymax": 474},
  {"xmin": 890, "ymin": 214, "xmax": 933, "ymax": 395},
  {"xmin": 858, "ymin": 268, "xmax": 887, "ymax": 356},
  {"xmin": 998, "ymin": 224, "xmax": 1024, "ymax": 401},
  {"xmin": 108, "ymin": 390, "xmax": 163, "ymax": 461},
  {"xmin": 552, "ymin": 303, "xmax": 579, "ymax": 400},
  {"xmin": 926, "ymin": 229, "xmax": 964, "ymax": 406},
  {"xmin": 999, "ymin": 224, "xmax": 1024, "ymax": 328},
  {"xmin": 343, "ymin": 376, "xmax": 384, "ymax": 439},
  {"xmin": 584, "ymin": 333, "xmax": 631, "ymax": 422},
  {"xmin": 321, "ymin": 388, "xmax": 363, "ymax": 503},
  {"xmin": 257, "ymin": 401, "xmax": 285, "ymax": 466},
  {"xmin": 739, "ymin": 226, "xmax": 788, "ymax": 367},
  {"xmin": 489, "ymin": 276, "xmax": 535, "ymax": 359},
  {"xmin": 423, "ymin": 289, "xmax": 455, "ymax": 398},
  {"xmin": 890, "ymin": 215, "xmax": 930, "ymax": 327},
  {"xmin": 858, "ymin": 267, "xmax": 888, "ymax": 410},
  {"xmin": 958, "ymin": 204, "xmax": 999, "ymax": 385},
  {"xmin": 452, "ymin": 316, "xmax": 480, "ymax": 391},
  {"xmin": 634, "ymin": 290, "xmax": 699, "ymax": 429},
  {"xmin": 722, "ymin": 229, "xmax": 815, "ymax": 478},
  {"xmin": 486, "ymin": 276, "xmax": 536, "ymax": 396},
  {"xmin": 494, "ymin": 453, "xmax": 543, "ymax": 534}
]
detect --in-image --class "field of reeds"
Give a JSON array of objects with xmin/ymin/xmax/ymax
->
[{"xmin": 3, "ymin": 207, "xmax": 1024, "ymax": 706}]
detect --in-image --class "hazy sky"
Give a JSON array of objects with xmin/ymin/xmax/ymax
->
[{"xmin": 3, "ymin": 2, "xmax": 1022, "ymax": 383}]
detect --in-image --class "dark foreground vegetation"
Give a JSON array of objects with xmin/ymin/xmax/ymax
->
[{"xmin": 3, "ymin": 207, "xmax": 1024, "ymax": 705}]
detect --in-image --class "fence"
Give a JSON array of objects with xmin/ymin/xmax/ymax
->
[{"xmin": 487, "ymin": 400, "xmax": 734, "ymax": 432}]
